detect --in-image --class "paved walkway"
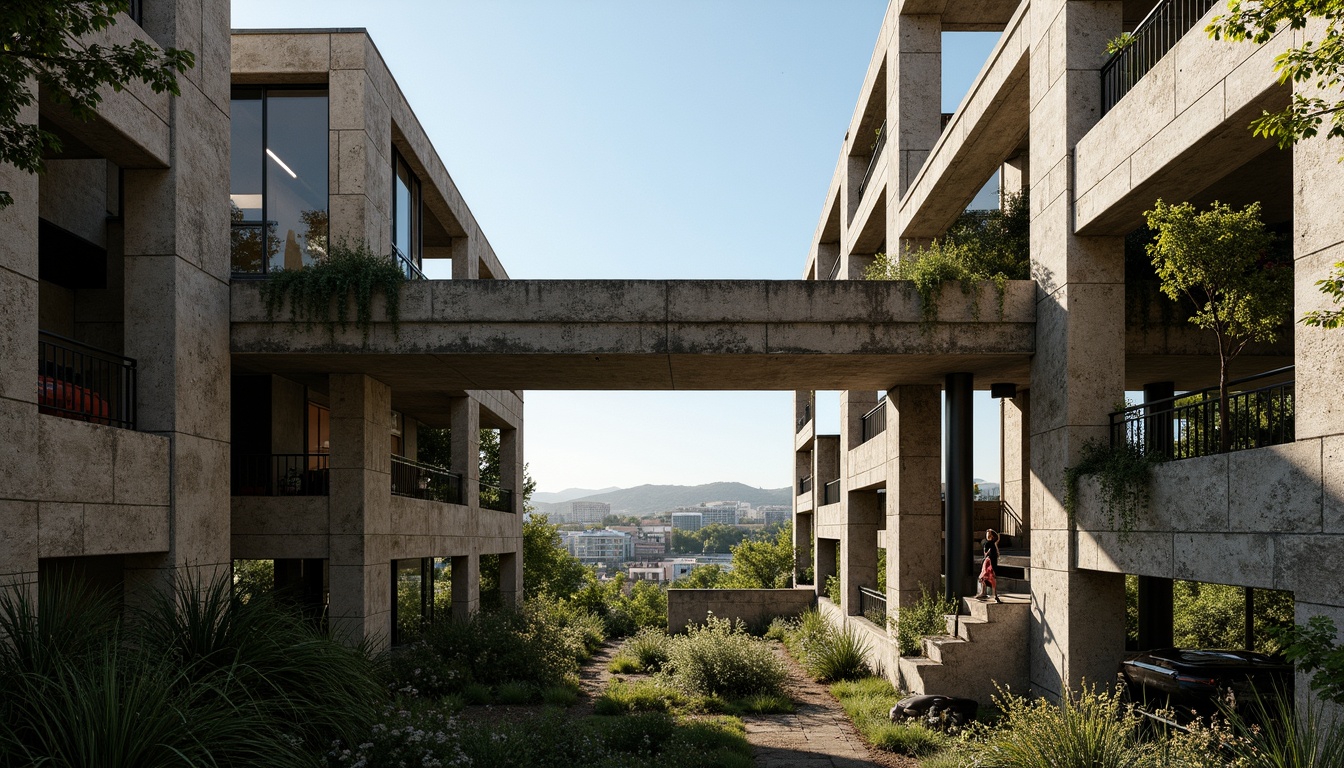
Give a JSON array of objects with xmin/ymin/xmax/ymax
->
[{"xmin": 743, "ymin": 648, "xmax": 902, "ymax": 768}]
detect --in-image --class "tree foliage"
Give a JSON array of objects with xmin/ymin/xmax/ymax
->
[
  {"xmin": 669, "ymin": 522, "xmax": 747, "ymax": 554},
  {"xmin": 1303, "ymin": 259, "xmax": 1344, "ymax": 328},
  {"xmin": 1144, "ymin": 200, "xmax": 1292, "ymax": 451},
  {"xmin": 1208, "ymin": 1, "xmax": 1344, "ymax": 148},
  {"xmin": 1279, "ymin": 615, "xmax": 1344, "ymax": 705},
  {"xmin": 0, "ymin": 1, "xmax": 195, "ymax": 208},
  {"xmin": 522, "ymin": 513, "xmax": 588, "ymax": 600},
  {"xmin": 723, "ymin": 524, "xmax": 794, "ymax": 589}
]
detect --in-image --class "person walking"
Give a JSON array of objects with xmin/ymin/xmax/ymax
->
[{"xmin": 974, "ymin": 529, "xmax": 1001, "ymax": 602}]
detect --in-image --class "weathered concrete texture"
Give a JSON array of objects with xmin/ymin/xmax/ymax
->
[
  {"xmin": 667, "ymin": 588, "xmax": 816, "ymax": 634},
  {"xmin": 232, "ymin": 279, "xmax": 1037, "ymax": 393},
  {"xmin": 894, "ymin": 595, "xmax": 1032, "ymax": 706}
]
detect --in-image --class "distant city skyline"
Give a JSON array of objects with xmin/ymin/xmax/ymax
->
[{"xmin": 230, "ymin": 1, "xmax": 1007, "ymax": 492}]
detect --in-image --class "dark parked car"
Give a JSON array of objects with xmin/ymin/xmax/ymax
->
[{"xmin": 1119, "ymin": 648, "xmax": 1292, "ymax": 721}]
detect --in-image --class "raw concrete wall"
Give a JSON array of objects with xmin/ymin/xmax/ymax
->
[{"xmin": 667, "ymin": 588, "xmax": 816, "ymax": 634}]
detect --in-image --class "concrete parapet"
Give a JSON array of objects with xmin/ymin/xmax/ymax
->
[{"xmin": 667, "ymin": 587, "xmax": 816, "ymax": 634}]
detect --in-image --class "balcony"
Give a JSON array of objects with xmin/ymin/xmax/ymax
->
[
  {"xmin": 1110, "ymin": 367, "xmax": 1294, "ymax": 460},
  {"xmin": 391, "ymin": 455, "xmax": 463, "ymax": 504},
  {"xmin": 233, "ymin": 453, "xmax": 329, "ymax": 496},
  {"xmin": 479, "ymin": 481, "xmax": 515, "ymax": 513},
  {"xmin": 855, "ymin": 120, "xmax": 887, "ymax": 202},
  {"xmin": 1101, "ymin": 0, "xmax": 1220, "ymax": 115},
  {"xmin": 859, "ymin": 586, "xmax": 887, "ymax": 626},
  {"xmin": 38, "ymin": 331, "xmax": 137, "ymax": 430},
  {"xmin": 822, "ymin": 480, "xmax": 840, "ymax": 506},
  {"xmin": 797, "ymin": 403, "xmax": 812, "ymax": 432},
  {"xmin": 860, "ymin": 399, "xmax": 886, "ymax": 444},
  {"xmin": 392, "ymin": 245, "xmax": 426, "ymax": 281},
  {"xmin": 798, "ymin": 474, "xmax": 813, "ymax": 495}
]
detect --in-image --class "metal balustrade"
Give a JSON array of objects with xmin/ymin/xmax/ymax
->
[
  {"xmin": 233, "ymin": 453, "xmax": 330, "ymax": 496},
  {"xmin": 822, "ymin": 480, "xmax": 840, "ymax": 506},
  {"xmin": 1109, "ymin": 367, "xmax": 1294, "ymax": 460},
  {"xmin": 859, "ymin": 586, "xmax": 887, "ymax": 626},
  {"xmin": 798, "ymin": 475, "xmax": 813, "ymax": 495},
  {"xmin": 479, "ymin": 481, "xmax": 515, "ymax": 513},
  {"xmin": 861, "ymin": 400, "xmax": 886, "ymax": 444},
  {"xmin": 1101, "ymin": 0, "xmax": 1219, "ymax": 114},
  {"xmin": 855, "ymin": 120, "xmax": 887, "ymax": 200},
  {"xmin": 38, "ymin": 331, "xmax": 137, "ymax": 430},
  {"xmin": 391, "ymin": 455, "xmax": 464, "ymax": 504}
]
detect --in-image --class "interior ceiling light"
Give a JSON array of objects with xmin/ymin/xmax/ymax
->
[{"xmin": 266, "ymin": 148, "xmax": 297, "ymax": 178}]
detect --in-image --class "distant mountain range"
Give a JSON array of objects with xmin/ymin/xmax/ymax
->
[
  {"xmin": 533, "ymin": 482, "xmax": 791, "ymax": 517},
  {"xmin": 532, "ymin": 487, "xmax": 621, "ymax": 504}
]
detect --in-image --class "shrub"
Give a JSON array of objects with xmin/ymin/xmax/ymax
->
[
  {"xmin": 463, "ymin": 682, "xmax": 492, "ymax": 705},
  {"xmin": 891, "ymin": 585, "xmax": 958, "ymax": 657},
  {"xmin": 540, "ymin": 683, "xmax": 579, "ymax": 708},
  {"xmin": 1222, "ymin": 690, "xmax": 1344, "ymax": 768},
  {"xmin": 976, "ymin": 685, "xmax": 1150, "ymax": 768},
  {"xmin": 825, "ymin": 574, "xmax": 843, "ymax": 604},
  {"xmin": 869, "ymin": 722, "xmax": 946, "ymax": 756},
  {"xmin": 764, "ymin": 615, "xmax": 793, "ymax": 642},
  {"xmin": 496, "ymin": 680, "xmax": 535, "ymax": 705},
  {"xmin": 594, "ymin": 679, "xmax": 685, "ymax": 714},
  {"xmin": 609, "ymin": 655, "xmax": 642, "ymax": 674},
  {"xmin": 622, "ymin": 626, "xmax": 673, "ymax": 673},
  {"xmin": 832, "ymin": 675, "xmax": 948, "ymax": 756},
  {"xmin": 805, "ymin": 623, "xmax": 871, "ymax": 682},
  {"xmin": 664, "ymin": 615, "xmax": 788, "ymax": 698}
]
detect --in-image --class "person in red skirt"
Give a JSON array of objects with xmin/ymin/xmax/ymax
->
[{"xmin": 974, "ymin": 529, "xmax": 1001, "ymax": 603}]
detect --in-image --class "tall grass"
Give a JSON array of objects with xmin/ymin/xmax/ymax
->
[
  {"xmin": 780, "ymin": 608, "xmax": 871, "ymax": 682},
  {"xmin": 832, "ymin": 676, "xmax": 947, "ymax": 756},
  {"xmin": 977, "ymin": 685, "xmax": 1151, "ymax": 768},
  {"xmin": 1224, "ymin": 692, "xmax": 1344, "ymax": 768}
]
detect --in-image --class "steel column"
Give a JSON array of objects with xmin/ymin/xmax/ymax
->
[{"xmin": 944, "ymin": 373, "xmax": 975, "ymax": 601}]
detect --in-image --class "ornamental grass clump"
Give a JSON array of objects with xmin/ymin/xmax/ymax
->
[
  {"xmin": 620, "ymin": 626, "xmax": 673, "ymax": 673},
  {"xmin": 664, "ymin": 615, "xmax": 788, "ymax": 699},
  {"xmin": 977, "ymin": 685, "xmax": 1151, "ymax": 768}
]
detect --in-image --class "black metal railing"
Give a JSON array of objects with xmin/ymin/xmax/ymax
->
[
  {"xmin": 1100, "ymin": 0, "xmax": 1219, "ymax": 114},
  {"xmin": 233, "ymin": 453, "xmax": 329, "ymax": 496},
  {"xmin": 822, "ymin": 480, "xmax": 841, "ymax": 506},
  {"xmin": 859, "ymin": 586, "xmax": 887, "ymax": 626},
  {"xmin": 391, "ymin": 455, "xmax": 463, "ymax": 504},
  {"xmin": 38, "ymin": 332, "xmax": 137, "ymax": 430},
  {"xmin": 861, "ymin": 400, "xmax": 886, "ymax": 444},
  {"xmin": 479, "ymin": 481, "xmax": 514, "ymax": 513},
  {"xmin": 797, "ymin": 403, "xmax": 812, "ymax": 432},
  {"xmin": 855, "ymin": 120, "xmax": 887, "ymax": 200},
  {"xmin": 393, "ymin": 245, "xmax": 426, "ymax": 280},
  {"xmin": 1110, "ymin": 367, "xmax": 1294, "ymax": 460},
  {"xmin": 799, "ymin": 475, "xmax": 813, "ymax": 495}
]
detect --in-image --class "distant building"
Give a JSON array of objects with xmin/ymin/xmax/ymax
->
[
  {"xmin": 628, "ymin": 562, "xmax": 667, "ymax": 583},
  {"xmin": 571, "ymin": 501, "xmax": 611, "ymax": 525},
  {"xmin": 761, "ymin": 506, "xmax": 791, "ymax": 528},
  {"xmin": 671, "ymin": 512, "xmax": 703, "ymax": 531},
  {"xmin": 565, "ymin": 528, "xmax": 632, "ymax": 565},
  {"xmin": 678, "ymin": 502, "xmax": 738, "ymax": 526},
  {"xmin": 634, "ymin": 539, "xmax": 667, "ymax": 559}
]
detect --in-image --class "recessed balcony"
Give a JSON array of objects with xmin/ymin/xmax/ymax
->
[{"xmin": 38, "ymin": 331, "xmax": 137, "ymax": 431}]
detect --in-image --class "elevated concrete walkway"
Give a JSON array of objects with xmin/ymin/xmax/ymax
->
[{"xmin": 896, "ymin": 594, "xmax": 1031, "ymax": 708}]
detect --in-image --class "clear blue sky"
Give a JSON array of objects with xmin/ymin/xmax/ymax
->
[{"xmin": 231, "ymin": 1, "xmax": 1004, "ymax": 492}]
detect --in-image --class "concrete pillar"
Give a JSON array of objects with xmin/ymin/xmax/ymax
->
[
  {"xmin": 843, "ymin": 390, "xmax": 880, "ymax": 452},
  {"xmin": 817, "ymin": 242, "xmax": 841, "ymax": 282},
  {"xmin": 500, "ymin": 426, "xmax": 521, "ymax": 512},
  {"xmin": 794, "ymin": 511, "xmax": 813, "ymax": 584},
  {"xmin": 329, "ymin": 57, "xmax": 392, "ymax": 253},
  {"xmin": 884, "ymin": 385, "xmax": 943, "ymax": 611},
  {"xmin": 1000, "ymin": 154, "xmax": 1030, "ymax": 208},
  {"xmin": 816, "ymin": 538, "xmax": 839, "ymax": 601},
  {"xmin": 450, "ymin": 397, "xmax": 480, "ymax": 508},
  {"xmin": 815, "ymin": 434, "xmax": 841, "ymax": 500},
  {"xmin": 1001, "ymin": 391, "xmax": 1031, "ymax": 545},
  {"xmin": 0, "ymin": 97, "xmax": 40, "ymax": 589},
  {"xmin": 498, "ymin": 551, "xmax": 521, "ymax": 607},
  {"xmin": 450, "ymin": 234, "xmax": 480, "ymax": 280},
  {"xmin": 327, "ymin": 374, "xmax": 392, "ymax": 646},
  {"xmin": 887, "ymin": 13, "xmax": 941, "ymax": 201},
  {"xmin": 120, "ymin": 0, "xmax": 232, "ymax": 593},
  {"xmin": 451, "ymin": 553, "xmax": 479, "ymax": 620},
  {"xmin": 842, "ymin": 491, "xmax": 880, "ymax": 616},
  {"xmin": 795, "ymin": 390, "xmax": 813, "ymax": 431},
  {"xmin": 1027, "ymin": 0, "xmax": 1128, "ymax": 698},
  {"xmin": 945, "ymin": 373, "xmax": 975, "ymax": 601}
]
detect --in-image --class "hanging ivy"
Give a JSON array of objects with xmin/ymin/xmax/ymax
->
[
  {"xmin": 1064, "ymin": 439, "xmax": 1161, "ymax": 539},
  {"xmin": 261, "ymin": 240, "xmax": 406, "ymax": 343}
]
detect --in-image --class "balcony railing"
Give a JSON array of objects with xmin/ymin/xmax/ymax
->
[
  {"xmin": 479, "ymin": 481, "xmax": 515, "ymax": 513},
  {"xmin": 797, "ymin": 403, "xmax": 812, "ymax": 432},
  {"xmin": 1100, "ymin": 0, "xmax": 1219, "ymax": 114},
  {"xmin": 38, "ymin": 331, "xmax": 137, "ymax": 430},
  {"xmin": 392, "ymin": 245, "xmax": 426, "ymax": 280},
  {"xmin": 798, "ymin": 474, "xmax": 813, "ymax": 495},
  {"xmin": 1109, "ymin": 367, "xmax": 1294, "ymax": 460},
  {"xmin": 391, "ymin": 455, "xmax": 463, "ymax": 504},
  {"xmin": 233, "ymin": 453, "xmax": 329, "ymax": 496},
  {"xmin": 859, "ymin": 586, "xmax": 887, "ymax": 626},
  {"xmin": 855, "ymin": 120, "xmax": 887, "ymax": 200},
  {"xmin": 822, "ymin": 479, "xmax": 840, "ymax": 506},
  {"xmin": 861, "ymin": 399, "xmax": 886, "ymax": 444}
]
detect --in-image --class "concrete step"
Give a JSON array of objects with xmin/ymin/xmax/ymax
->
[{"xmin": 923, "ymin": 634, "xmax": 970, "ymax": 665}]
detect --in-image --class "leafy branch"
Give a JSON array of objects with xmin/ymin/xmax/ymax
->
[{"xmin": 261, "ymin": 240, "xmax": 406, "ymax": 343}]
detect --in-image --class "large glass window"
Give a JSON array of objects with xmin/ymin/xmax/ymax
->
[
  {"xmin": 392, "ymin": 150, "xmax": 422, "ymax": 278},
  {"xmin": 230, "ymin": 87, "xmax": 329, "ymax": 275}
]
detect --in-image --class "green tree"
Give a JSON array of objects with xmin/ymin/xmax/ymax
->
[
  {"xmin": 0, "ymin": 1, "xmax": 195, "ymax": 208},
  {"xmin": 1144, "ymin": 200, "xmax": 1292, "ymax": 452},
  {"xmin": 698, "ymin": 523, "xmax": 746, "ymax": 554},
  {"xmin": 1279, "ymin": 615, "xmax": 1344, "ymax": 705},
  {"xmin": 1304, "ymin": 260, "xmax": 1344, "ymax": 328},
  {"xmin": 1208, "ymin": 1, "xmax": 1344, "ymax": 149},
  {"xmin": 669, "ymin": 529, "xmax": 701, "ymax": 554},
  {"xmin": 723, "ymin": 524, "xmax": 794, "ymax": 589},
  {"xmin": 670, "ymin": 565, "xmax": 727, "ymax": 589},
  {"xmin": 522, "ymin": 513, "xmax": 588, "ymax": 600}
]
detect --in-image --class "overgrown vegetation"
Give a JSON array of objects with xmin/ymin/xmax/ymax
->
[
  {"xmin": 890, "ymin": 584, "xmax": 959, "ymax": 657},
  {"xmin": 833, "ymin": 677, "xmax": 948, "ymax": 757},
  {"xmin": 1280, "ymin": 615, "xmax": 1344, "ymax": 706},
  {"xmin": 663, "ymin": 615, "xmax": 789, "ymax": 699},
  {"xmin": 865, "ymin": 192, "xmax": 1029, "ymax": 322},
  {"xmin": 610, "ymin": 626, "xmax": 674, "ymax": 674},
  {"xmin": 1304, "ymin": 260, "xmax": 1344, "ymax": 329},
  {"xmin": 776, "ymin": 608, "xmax": 871, "ymax": 682},
  {"xmin": 1064, "ymin": 439, "xmax": 1160, "ymax": 537},
  {"xmin": 261, "ymin": 239, "xmax": 407, "ymax": 342},
  {"xmin": 972, "ymin": 686, "xmax": 1152, "ymax": 768},
  {"xmin": 671, "ymin": 523, "xmax": 795, "ymax": 589}
]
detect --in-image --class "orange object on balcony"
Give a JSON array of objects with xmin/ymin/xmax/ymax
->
[{"xmin": 38, "ymin": 375, "xmax": 111, "ymax": 424}]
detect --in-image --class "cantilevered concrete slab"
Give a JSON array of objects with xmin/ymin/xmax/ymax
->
[
  {"xmin": 232, "ymin": 279, "xmax": 1037, "ymax": 393},
  {"xmin": 897, "ymin": 0, "xmax": 1020, "ymax": 31}
]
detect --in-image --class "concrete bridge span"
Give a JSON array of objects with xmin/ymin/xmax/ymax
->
[{"xmin": 231, "ymin": 279, "xmax": 1037, "ymax": 400}]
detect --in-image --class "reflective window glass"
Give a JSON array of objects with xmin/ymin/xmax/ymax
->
[
  {"xmin": 265, "ymin": 90, "xmax": 329, "ymax": 272},
  {"xmin": 229, "ymin": 91, "xmax": 264, "ymax": 274}
]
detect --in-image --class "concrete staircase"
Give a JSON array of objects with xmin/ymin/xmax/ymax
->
[{"xmin": 896, "ymin": 594, "xmax": 1031, "ymax": 708}]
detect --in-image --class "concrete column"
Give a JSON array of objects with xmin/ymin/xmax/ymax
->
[
  {"xmin": 842, "ymin": 491, "xmax": 880, "ymax": 616},
  {"xmin": 450, "ymin": 397, "xmax": 480, "ymax": 508},
  {"xmin": 795, "ymin": 390, "xmax": 813, "ymax": 431},
  {"xmin": 329, "ymin": 56, "xmax": 392, "ymax": 253},
  {"xmin": 120, "ymin": 0, "xmax": 232, "ymax": 593},
  {"xmin": 451, "ymin": 234, "xmax": 480, "ymax": 280},
  {"xmin": 887, "ymin": 14, "xmax": 941, "ymax": 201},
  {"xmin": 327, "ymin": 374, "xmax": 392, "ymax": 646},
  {"xmin": 794, "ymin": 511, "xmax": 813, "ymax": 584},
  {"xmin": 500, "ymin": 426, "xmax": 521, "ymax": 510},
  {"xmin": 945, "ymin": 373, "xmax": 975, "ymax": 601},
  {"xmin": 815, "ymin": 538, "xmax": 839, "ymax": 601},
  {"xmin": 0, "ymin": 97, "xmax": 41, "ymax": 589},
  {"xmin": 884, "ymin": 385, "xmax": 943, "ymax": 611},
  {"xmin": 1001, "ymin": 391, "xmax": 1031, "ymax": 544},
  {"xmin": 843, "ymin": 390, "xmax": 880, "ymax": 452},
  {"xmin": 1027, "ymin": 0, "xmax": 1128, "ymax": 698},
  {"xmin": 451, "ymin": 552, "xmax": 479, "ymax": 620},
  {"xmin": 1000, "ymin": 154, "xmax": 1030, "ymax": 208},
  {"xmin": 497, "ymin": 550, "xmax": 521, "ymax": 606},
  {"xmin": 817, "ymin": 242, "xmax": 841, "ymax": 282},
  {"xmin": 815, "ymin": 434, "xmax": 841, "ymax": 500}
]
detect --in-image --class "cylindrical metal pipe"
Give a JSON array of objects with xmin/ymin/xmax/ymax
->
[{"xmin": 944, "ymin": 373, "xmax": 974, "ymax": 602}]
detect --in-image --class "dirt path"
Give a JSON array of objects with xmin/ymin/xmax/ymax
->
[
  {"xmin": 743, "ymin": 646, "xmax": 919, "ymax": 768},
  {"xmin": 572, "ymin": 640, "xmax": 622, "ymax": 715}
]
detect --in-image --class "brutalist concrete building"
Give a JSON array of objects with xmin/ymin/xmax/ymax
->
[
  {"xmin": 0, "ymin": 6, "xmax": 524, "ymax": 648},
  {"xmin": 791, "ymin": 0, "xmax": 1343, "ymax": 703}
]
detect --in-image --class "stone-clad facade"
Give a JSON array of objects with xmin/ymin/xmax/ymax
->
[
  {"xmin": 792, "ymin": 0, "xmax": 1344, "ymax": 704},
  {"xmin": 0, "ymin": 11, "xmax": 523, "ymax": 648}
]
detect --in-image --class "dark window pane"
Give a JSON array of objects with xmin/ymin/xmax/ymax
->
[
  {"xmin": 230, "ymin": 92, "xmax": 265, "ymax": 274},
  {"xmin": 265, "ymin": 90, "xmax": 328, "ymax": 271},
  {"xmin": 394, "ymin": 157, "xmax": 412, "ymax": 260}
]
